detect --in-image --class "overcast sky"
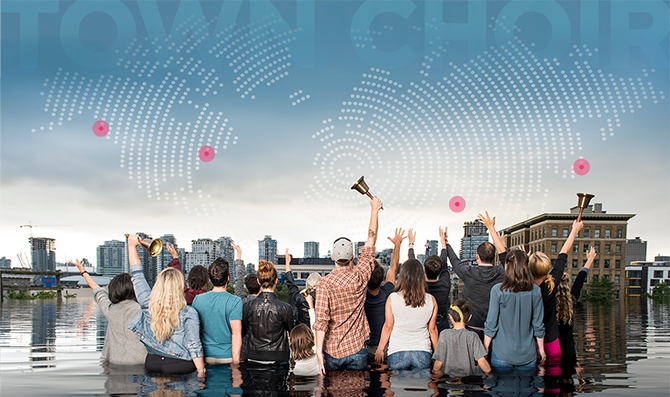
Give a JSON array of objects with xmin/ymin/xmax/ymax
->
[{"xmin": 1, "ymin": 0, "xmax": 668, "ymax": 268}]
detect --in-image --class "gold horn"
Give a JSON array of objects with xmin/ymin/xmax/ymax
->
[
  {"xmin": 576, "ymin": 193, "xmax": 595, "ymax": 222},
  {"xmin": 351, "ymin": 176, "xmax": 383, "ymax": 209},
  {"xmin": 351, "ymin": 176, "xmax": 371, "ymax": 197},
  {"xmin": 125, "ymin": 234, "xmax": 164, "ymax": 257}
]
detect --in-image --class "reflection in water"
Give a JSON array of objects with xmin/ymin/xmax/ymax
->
[
  {"xmin": 30, "ymin": 301, "xmax": 57, "ymax": 368},
  {"xmin": 1, "ymin": 296, "xmax": 669, "ymax": 396}
]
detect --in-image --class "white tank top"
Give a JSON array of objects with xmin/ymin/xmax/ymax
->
[{"xmin": 387, "ymin": 292, "xmax": 434, "ymax": 355}]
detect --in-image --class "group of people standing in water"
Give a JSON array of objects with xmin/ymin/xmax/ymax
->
[{"xmin": 71, "ymin": 196, "xmax": 597, "ymax": 379}]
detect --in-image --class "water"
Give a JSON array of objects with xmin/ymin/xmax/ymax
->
[{"xmin": 1, "ymin": 290, "xmax": 669, "ymax": 396}]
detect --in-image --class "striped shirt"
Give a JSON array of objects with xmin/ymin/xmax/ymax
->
[{"xmin": 313, "ymin": 246, "xmax": 375, "ymax": 358}]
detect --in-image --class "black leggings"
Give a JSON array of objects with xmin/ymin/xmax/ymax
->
[{"xmin": 145, "ymin": 354, "xmax": 196, "ymax": 375}]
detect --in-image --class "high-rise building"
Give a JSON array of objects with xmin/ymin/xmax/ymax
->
[
  {"xmin": 501, "ymin": 202, "xmax": 634, "ymax": 300},
  {"xmin": 304, "ymin": 241, "xmax": 320, "ymax": 258},
  {"xmin": 0, "ymin": 256, "xmax": 11, "ymax": 269},
  {"xmin": 425, "ymin": 240, "xmax": 438, "ymax": 257},
  {"xmin": 216, "ymin": 236, "xmax": 235, "ymax": 274},
  {"xmin": 460, "ymin": 220, "xmax": 489, "ymax": 266},
  {"xmin": 156, "ymin": 234, "xmax": 178, "ymax": 276},
  {"xmin": 626, "ymin": 237, "xmax": 647, "ymax": 266},
  {"xmin": 259, "ymin": 235, "xmax": 278, "ymax": 264},
  {"xmin": 186, "ymin": 238, "xmax": 216, "ymax": 274},
  {"xmin": 246, "ymin": 263, "xmax": 256, "ymax": 274},
  {"xmin": 96, "ymin": 240, "xmax": 125, "ymax": 278},
  {"xmin": 30, "ymin": 237, "xmax": 56, "ymax": 272}
]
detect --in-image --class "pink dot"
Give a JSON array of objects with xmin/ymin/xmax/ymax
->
[
  {"xmin": 573, "ymin": 159, "xmax": 590, "ymax": 176},
  {"xmin": 92, "ymin": 120, "xmax": 109, "ymax": 137},
  {"xmin": 449, "ymin": 196, "xmax": 466, "ymax": 213},
  {"xmin": 199, "ymin": 145, "xmax": 215, "ymax": 162}
]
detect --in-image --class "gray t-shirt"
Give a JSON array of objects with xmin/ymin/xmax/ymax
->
[{"xmin": 432, "ymin": 328, "xmax": 487, "ymax": 377}]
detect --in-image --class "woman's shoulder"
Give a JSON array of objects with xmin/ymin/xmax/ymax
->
[{"xmin": 181, "ymin": 305, "xmax": 199, "ymax": 318}]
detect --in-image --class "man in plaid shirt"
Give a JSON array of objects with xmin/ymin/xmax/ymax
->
[{"xmin": 314, "ymin": 196, "xmax": 383, "ymax": 373}]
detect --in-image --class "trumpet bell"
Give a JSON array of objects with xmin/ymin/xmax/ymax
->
[
  {"xmin": 576, "ymin": 193, "xmax": 595, "ymax": 209},
  {"xmin": 351, "ymin": 176, "xmax": 370, "ymax": 195}
]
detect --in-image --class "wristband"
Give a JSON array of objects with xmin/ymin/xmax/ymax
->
[
  {"xmin": 80, "ymin": 270, "xmax": 88, "ymax": 276},
  {"xmin": 197, "ymin": 368, "xmax": 206, "ymax": 374}
]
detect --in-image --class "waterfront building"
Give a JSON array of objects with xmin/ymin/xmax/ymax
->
[
  {"xmin": 626, "ymin": 237, "xmax": 647, "ymax": 266},
  {"xmin": 258, "ymin": 235, "xmax": 278, "ymax": 264},
  {"xmin": 276, "ymin": 255, "xmax": 336, "ymax": 280},
  {"xmin": 30, "ymin": 237, "xmax": 56, "ymax": 273},
  {"xmin": 500, "ymin": 202, "xmax": 634, "ymax": 300},
  {"xmin": 304, "ymin": 241, "xmax": 320, "ymax": 258},
  {"xmin": 459, "ymin": 219, "xmax": 489, "ymax": 267},
  {"xmin": 425, "ymin": 240, "xmax": 438, "ymax": 256},
  {"xmin": 246, "ymin": 263, "xmax": 256, "ymax": 274},
  {"xmin": 96, "ymin": 240, "xmax": 125, "ymax": 278},
  {"xmin": 0, "ymin": 256, "xmax": 11, "ymax": 269},
  {"xmin": 186, "ymin": 238, "xmax": 216, "ymax": 274},
  {"xmin": 625, "ymin": 258, "xmax": 670, "ymax": 297}
]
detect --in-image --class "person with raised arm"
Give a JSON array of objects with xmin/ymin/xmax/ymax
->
[
  {"xmin": 284, "ymin": 249, "xmax": 317, "ymax": 327},
  {"xmin": 230, "ymin": 241, "xmax": 257, "ymax": 363},
  {"xmin": 556, "ymin": 245, "xmax": 596, "ymax": 365},
  {"xmin": 165, "ymin": 242, "xmax": 208, "ymax": 305},
  {"xmin": 527, "ymin": 220, "xmax": 584, "ymax": 363},
  {"xmin": 313, "ymin": 196, "xmax": 383, "ymax": 374},
  {"xmin": 192, "ymin": 255, "xmax": 243, "ymax": 365},
  {"xmin": 446, "ymin": 212, "xmax": 506, "ymax": 341},
  {"xmin": 408, "ymin": 227, "xmax": 454, "ymax": 332},
  {"xmin": 365, "ymin": 228, "xmax": 405, "ymax": 361},
  {"xmin": 125, "ymin": 234, "xmax": 205, "ymax": 376},
  {"xmin": 69, "ymin": 259, "xmax": 146, "ymax": 365}
]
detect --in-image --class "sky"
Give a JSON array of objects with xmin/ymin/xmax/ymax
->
[{"xmin": 1, "ymin": 0, "xmax": 669, "ymax": 268}]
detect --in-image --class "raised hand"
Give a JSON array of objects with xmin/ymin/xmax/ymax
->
[
  {"xmin": 231, "ymin": 241, "xmax": 242, "ymax": 260},
  {"xmin": 68, "ymin": 259, "xmax": 85, "ymax": 273},
  {"xmin": 572, "ymin": 220, "xmax": 584, "ymax": 233},
  {"xmin": 408, "ymin": 228, "xmax": 416, "ymax": 245},
  {"xmin": 387, "ymin": 228, "xmax": 406, "ymax": 246},
  {"xmin": 285, "ymin": 248, "xmax": 292, "ymax": 272},
  {"xmin": 126, "ymin": 233, "xmax": 141, "ymax": 248},
  {"xmin": 371, "ymin": 196, "xmax": 383, "ymax": 213},
  {"xmin": 499, "ymin": 231, "xmax": 507, "ymax": 249},
  {"xmin": 166, "ymin": 242, "xmax": 178, "ymax": 259},
  {"xmin": 477, "ymin": 211, "xmax": 496, "ymax": 230},
  {"xmin": 439, "ymin": 226, "xmax": 449, "ymax": 249}
]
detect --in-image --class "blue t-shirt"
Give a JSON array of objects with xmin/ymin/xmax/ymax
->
[
  {"xmin": 365, "ymin": 281, "xmax": 395, "ymax": 346},
  {"xmin": 192, "ymin": 291, "xmax": 243, "ymax": 359}
]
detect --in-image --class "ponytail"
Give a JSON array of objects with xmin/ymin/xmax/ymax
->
[{"xmin": 556, "ymin": 273, "xmax": 573, "ymax": 325}]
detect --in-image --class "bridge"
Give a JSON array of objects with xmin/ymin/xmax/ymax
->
[{"xmin": 0, "ymin": 269, "xmax": 62, "ymax": 302}]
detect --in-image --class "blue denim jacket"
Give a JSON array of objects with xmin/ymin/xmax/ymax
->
[{"xmin": 127, "ymin": 264, "xmax": 203, "ymax": 361}]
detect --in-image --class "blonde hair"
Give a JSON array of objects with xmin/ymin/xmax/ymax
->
[
  {"xmin": 528, "ymin": 252, "xmax": 555, "ymax": 294},
  {"xmin": 149, "ymin": 267, "xmax": 186, "ymax": 343},
  {"xmin": 289, "ymin": 323, "xmax": 315, "ymax": 361},
  {"xmin": 556, "ymin": 272, "xmax": 573, "ymax": 325}
]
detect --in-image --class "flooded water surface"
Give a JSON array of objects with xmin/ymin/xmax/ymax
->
[{"xmin": 1, "ymin": 291, "xmax": 668, "ymax": 396}]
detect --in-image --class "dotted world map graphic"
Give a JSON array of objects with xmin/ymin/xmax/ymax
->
[{"xmin": 28, "ymin": 13, "xmax": 665, "ymax": 233}]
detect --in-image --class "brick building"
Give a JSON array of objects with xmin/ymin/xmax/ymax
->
[{"xmin": 500, "ymin": 203, "xmax": 634, "ymax": 300}]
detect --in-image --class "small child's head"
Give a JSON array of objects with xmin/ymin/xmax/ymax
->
[
  {"xmin": 449, "ymin": 299, "xmax": 472, "ymax": 324},
  {"xmin": 289, "ymin": 323, "xmax": 315, "ymax": 360}
]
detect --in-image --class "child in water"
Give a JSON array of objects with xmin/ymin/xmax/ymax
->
[
  {"xmin": 432, "ymin": 299, "xmax": 491, "ymax": 377},
  {"xmin": 289, "ymin": 323, "xmax": 319, "ymax": 376}
]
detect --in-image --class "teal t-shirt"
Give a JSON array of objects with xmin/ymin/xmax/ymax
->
[{"xmin": 192, "ymin": 291, "xmax": 243, "ymax": 359}]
